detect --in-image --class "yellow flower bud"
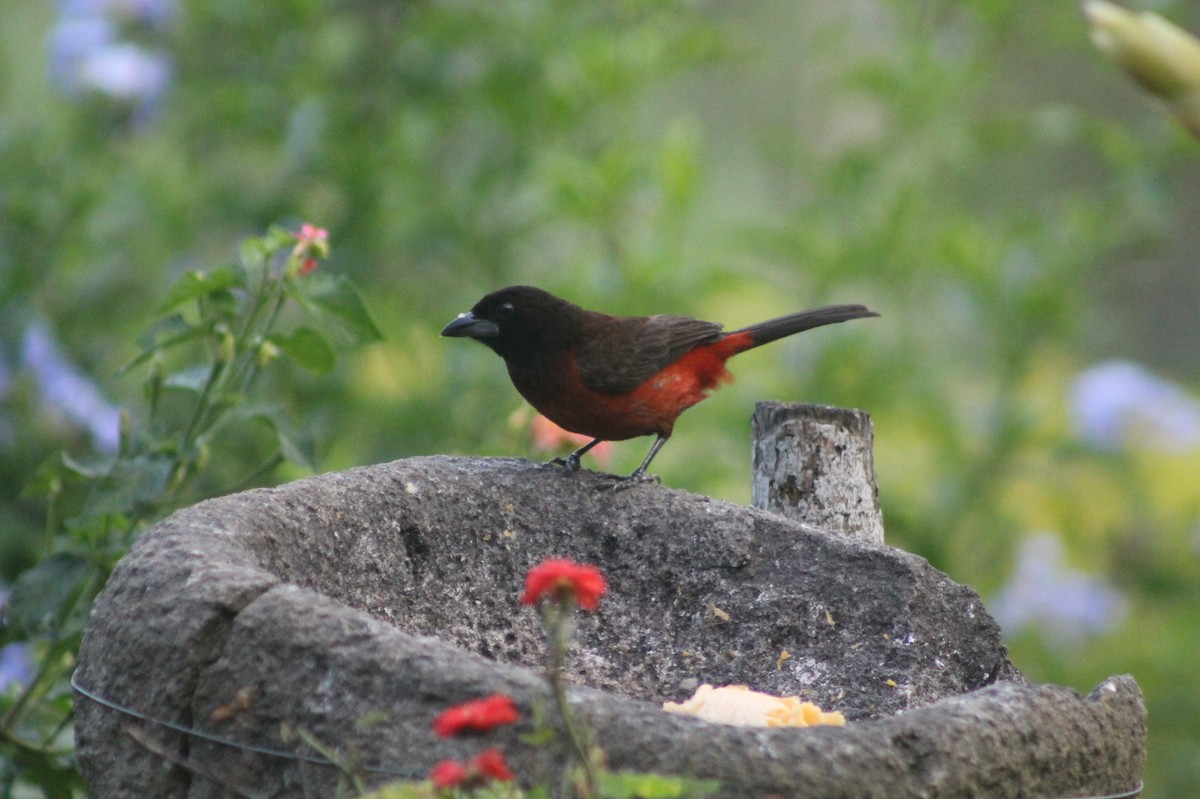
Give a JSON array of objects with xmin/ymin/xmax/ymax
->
[
  {"xmin": 145, "ymin": 352, "xmax": 165, "ymax": 412},
  {"xmin": 119, "ymin": 409, "xmax": 133, "ymax": 456},
  {"xmin": 1085, "ymin": 0, "xmax": 1200, "ymax": 139},
  {"xmin": 215, "ymin": 323, "xmax": 236, "ymax": 364},
  {"xmin": 257, "ymin": 340, "xmax": 281, "ymax": 367}
]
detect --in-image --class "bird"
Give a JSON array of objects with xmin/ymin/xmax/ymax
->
[{"xmin": 442, "ymin": 286, "xmax": 878, "ymax": 484}]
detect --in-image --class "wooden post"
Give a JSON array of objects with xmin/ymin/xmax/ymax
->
[{"xmin": 752, "ymin": 401, "xmax": 884, "ymax": 544}]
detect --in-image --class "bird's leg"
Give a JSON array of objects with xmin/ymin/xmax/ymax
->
[
  {"xmin": 599, "ymin": 434, "xmax": 668, "ymax": 492},
  {"xmin": 549, "ymin": 437, "xmax": 604, "ymax": 473},
  {"xmin": 628, "ymin": 434, "xmax": 668, "ymax": 480}
]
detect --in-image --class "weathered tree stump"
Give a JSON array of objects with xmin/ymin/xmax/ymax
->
[
  {"xmin": 752, "ymin": 401, "xmax": 884, "ymax": 544},
  {"xmin": 73, "ymin": 446, "xmax": 1145, "ymax": 797}
]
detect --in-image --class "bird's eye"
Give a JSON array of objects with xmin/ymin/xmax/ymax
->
[{"xmin": 497, "ymin": 302, "xmax": 514, "ymax": 319}]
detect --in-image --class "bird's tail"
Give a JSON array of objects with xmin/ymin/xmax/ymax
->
[{"xmin": 726, "ymin": 304, "xmax": 879, "ymax": 353}]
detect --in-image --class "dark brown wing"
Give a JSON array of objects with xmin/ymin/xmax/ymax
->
[{"xmin": 575, "ymin": 313, "xmax": 724, "ymax": 394}]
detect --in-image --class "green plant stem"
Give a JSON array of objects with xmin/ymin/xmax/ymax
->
[
  {"xmin": 0, "ymin": 727, "xmax": 74, "ymax": 758},
  {"xmin": 3, "ymin": 228, "xmax": 350, "ymax": 798},
  {"xmin": 175, "ymin": 354, "xmax": 225, "ymax": 470},
  {"xmin": 240, "ymin": 275, "xmax": 290, "ymax": 397},
  {"xmin": 177, "ymin": 262, "xmax": 275, "ymax": 455},
  {"xmin": 544, "ymin": 599, "xmax": 597, "ymax": 799},
  {"xmin": 0, "ymin": 646, "xmax": 68, "ymax": 737},
  {"xmin": 226, "ymin": 268, "xmax": 283, "ymax": 397},
  {"xmin": 1, "ymin": 564, "xmax": 97, "ymax": 733},
  {"xmin": 171, "ymin": 286, "xmax": 273, "ymax": 497},
  {"xmin": 184, "ymin": 272, "xmax": 290, "ymax": 471}
]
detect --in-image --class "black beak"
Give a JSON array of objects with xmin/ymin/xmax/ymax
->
[{"xmin": 441, "ymin": 312, "xmax": 499, "ymax": 339}]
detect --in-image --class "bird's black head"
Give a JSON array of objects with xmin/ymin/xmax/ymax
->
[{"xmin": 441, "ymin": 286, "xmax": 583, "ymax": 360}]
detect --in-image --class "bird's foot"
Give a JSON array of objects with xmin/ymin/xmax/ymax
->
[
  {"xmin": 595, "ymin": 471, "xmax": 659, "ymax": 492},
  {"xmin": 547, "ymin": 453, "xmax": 582, "ymax": 473}
]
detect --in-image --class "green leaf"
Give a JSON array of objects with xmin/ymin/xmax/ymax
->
[
  {"xmin": 60, "ymin": 451, "xmax": 116, "ymax": 480},
  {"xmin": 289, "ymin": 273, "xmax": 383, "ymax": 346},
  {"xmin": 270, "ymin": 328, "xmax": 336, "ymax": 375},
  {"xmin": 519, "ymin": 726, "xmax": 558, "ymax": 747},
  {"xmin": 262, "ymin": 224, "xmax": 298, "ymax": 253},
  {"xmin": 21, "ymin": 450, "xmax": 116, "ymax": 504},
  {"xmin": 355, "ymin": 781, "xmax": 431, "ymax": 799},
  {"xmin": 86, "ymin": 455, "xmax": 175, "ymax": 515},
  {"xmin": 9, "ymin": 742, "xmax": 86, "ymax": 799},
  {"xmin": 239, "ymin": 236, "xmax": 269, "ymax": 288},
  {"xmin": 121, "ymin": 314, "xmax": 206, "ymax": 374},
  {"xmin": 6, "ymin": 553, "xmax": 91, "ymax": 636},
  {"xmin": 275, "ymin": 428, "xmax": 316, "ymax": 472},
  {"xmin": 236, "ymin": 404, "xmax": 316, "ymax": 471},
  {"xmin": 164, "ymin": 364, "xmax": 215, "ymax": 393},
  {"xmin": 156, "ymin": 267, "xmax": 244, "ymax": 314},
  {"xmin": 597, "ymin": 772, "xmax": 721, "ymax": 799},
  {"xmin": 205, "ymin": 287, "xmax": 241, "ymax": 322},
  {"xmin": 355, "ymin": 709, "xmax": 390, "ymax": 730},
  {"xmin": 134, "ymin": 312, "xmax": 192, "ymax": 350}
]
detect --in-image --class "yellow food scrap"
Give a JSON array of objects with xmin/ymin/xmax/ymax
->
[
  {"xmin": 210, "ymin": 688, "xmax": 252, "ymax": 722},
  {"xmin": 663, "ymin": 684, "xmax": 846, "ymax": 728},
  {"xmin": 776, "ymin": 649, "xmax": 791, "ymax": 670}
]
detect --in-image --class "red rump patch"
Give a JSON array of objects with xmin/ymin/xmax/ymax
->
[{"xmin": 619, "ymin": 337, "xmax": 742, "ymax": 432}]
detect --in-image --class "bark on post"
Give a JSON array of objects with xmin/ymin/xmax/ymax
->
[{"xmin": 752, "ymin": 401, "xmax": 885, "ymax": 544}]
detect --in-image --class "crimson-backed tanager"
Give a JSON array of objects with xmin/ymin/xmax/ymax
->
[{"xmin": 442, "ymin": 286, "xmax": 878, "ymax": 483}]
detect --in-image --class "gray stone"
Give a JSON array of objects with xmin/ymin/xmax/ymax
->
[{"xmin": 74, "ymin": 456, "xmax": 1144, "ymax": 798}]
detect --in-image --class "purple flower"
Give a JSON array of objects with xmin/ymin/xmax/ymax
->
[
  {"xmin": 48, "ymin": 0, "xmax": 176, "ymax": 116},
  {"xmin": 0, "ymin": 645, "xmax": 32, "ymax": 693},
  {"xmin": 59, "ymin": 0, "xmax": 176, "ymax": 30},
  {"xmin": 990, "ymin": 532, "xmax": 1127, "ymax": 647},
  {"xmin": 21, "ymin": 321, "xmax": 121, "ymax": 453},
  {"xmin": 1071, "ymin": 360, "xmax": 1200, "ymax": 452},
  {"xmin": 0, "ymin": 592, "xmax": 33, "ymax": 692},
  {"xmin": 77, "ymin": 43, "xmax": 172, "ymax": 104},
  {"xmin": 48, "ymin": 15, "xmax": 117, "ymax": 95}
]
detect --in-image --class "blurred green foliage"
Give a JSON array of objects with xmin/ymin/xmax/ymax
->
[
  {"xmin": 1, "ymin": 0, "xmax": 1198, "ymax": 796},
  {"xmin": 1, "ymin": 224, "xmax": 378, "ymax": 795}
]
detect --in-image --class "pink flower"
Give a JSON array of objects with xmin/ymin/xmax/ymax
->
[
  {"xmin": 521, "ymin": 559, "xmax": 607, "ymax": 611},
  {"xmin": 296, "ymin": 223, "xmax": 328, "ymax": 246},
  {"xmin": 433, "ymin": 693, "xmax": 520, "ymax": 737},
  {"xmin": 291, "ymin": 223, "xmax": 329, "ymax": 275},
  {"xmin": 530, "ymin": 414, "xmax": 614, "ymax": 467}
]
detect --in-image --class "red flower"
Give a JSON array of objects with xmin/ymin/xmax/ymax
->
[
  {"xmin": 472, "ymin": 748, "xmax": 514, "ymax": 781},
  {"xmin": 429, "ymin": 759, "xmax": 468, "ymax": 789},
  {"xmin": 427, "ymin": 749, "xmax": 514, "ymax": 791},
  {"xmin": 521, "ymin": 559, "xmax": 607, "ymax": 611},
  {"xmin": 433, "ymin": 693, "xmax": 520, "ymax": 737}
]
